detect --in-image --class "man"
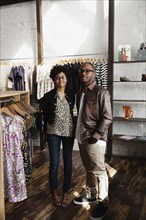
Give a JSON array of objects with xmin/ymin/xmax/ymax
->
[{"xmin": 73, "ymin": 62, "xmax": 112, "ymax": 220}]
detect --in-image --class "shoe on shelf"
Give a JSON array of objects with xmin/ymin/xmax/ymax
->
[
  {"xmin": 90, "ymin": 202, "xmax": 108, "ymax": 220},
  {"xmin": 120, "ymin": 76, "xmax": 130, "ymax": 81},
  {"xmin": 51, "ymin": 190, "xmax": 61, "ymax": 206},
  {"xmin": 61, "ymin": 192, "xmax": 68, "ymax": 208},
  {"xmin": 73, "ymin": 189, "xmax": 97, "ymax": 205}
]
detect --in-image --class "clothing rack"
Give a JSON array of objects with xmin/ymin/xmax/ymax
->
[
  {"xmin": 0, "ymin": 57, "xmax": 37, "ymax": 61},
  {"xmin": 0, "ymin": 91, "xmax": 30, "ymax": 104},
  {"xmin": 0, "ymin": 97, "xmax": 15, "ymax": 104},
  {"xmin": 0, "ymin": 54, "xmax": 108, "ymax": 65},
  {"xmin": 0, "ymin": 60, "xmax": 36, "ymax": 66},
  {"xmin": 0, "ymin": 91, "xmax": 34, "ymax": 218},
  {"xmin": 43, "ymin": 52, "xmax": 107, "ymax": 59},
  {"xmin": 39, "ymin": 56, "xmax": 108, "ymax": 68},
  {"xmin": 0, "ymin": 115, "xmax": 5, "ymax": 220},
  {"xmin": 42, "ymin": 54, "xmax": 108, "ymax": 63}
]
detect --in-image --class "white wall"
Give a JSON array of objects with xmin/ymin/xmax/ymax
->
[
  {"xmin": 114, "ymin": 0, "xmax": 146, "ymax": 60},
  {"xmin": 42, "ymin": 0, "xmax": 109, "ymax": 58},
  {"xmin": 0, "ymin": 0, "xmax": 109, "ymax": 60},
  {"xmin": 0, "ymin": 2, "xmax": 37, "ymax": 60},
  {"xmin": 0, "ymin": 1, "xmax": 145, "ymax": 60}
]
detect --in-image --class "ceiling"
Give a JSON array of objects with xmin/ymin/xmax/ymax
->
[{"xmin": 0, "ymin": 0, "xmax": 34, "ymax": 7}]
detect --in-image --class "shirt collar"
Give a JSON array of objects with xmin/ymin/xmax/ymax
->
[
  {"xmin": 87, "ymin": 80, "xmax": 96, "ymax": 90},
  {"xmin": 81, "ymin": 80, "xmax": 96, "ymax": 92}
]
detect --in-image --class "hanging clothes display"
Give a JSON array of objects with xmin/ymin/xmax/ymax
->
[
  {"xmin": 7, "ymin": 63, "xmax": 34, "ymax": 92},
  {"xmin": 93, "ymin": 60, "xmax": 108, "ymax": 89},
  {"xmin": 0, "ymin": 100, "xmax": 37, "ymax": 202},
  {"xmin": 36, "ymin": 57, "xmax": 108, "ymax": 100},
  {"xmin": 0, "ymin": 63, "xmax": 11, "ymax": 91},
  {"xmin": 8, "ymin": 65, "xmax": 25, "ymax": 91},
  {"xmin": 36, "ymin": 62, "xmax": 54, "ymax": 100},
  {"xmin": 1, "ymin": 113, "xmax": 27, "ymax": 203}
]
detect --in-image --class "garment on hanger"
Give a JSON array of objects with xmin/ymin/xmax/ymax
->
[
  {"xmin": 8, "ymin": 65, "xmax": 25, "ymax": 91},
  {"xmin": 7, "ymin": 63, "xmax": 34, "ymax": 92},
  {"xmin": 93, "ymin": 60, "xmax": 108, "ymax": 89},
  {"xmin": 1, "ymin": 100, "xmax": 38, "ymax": 201},
  {"xmin": 1, "ymin": 113, "xmax": 27, "ymax": 202},
  {"xmin": 0, "ymin": 63, "xmax": 11, "ymax": 91},
  {"xmin": 36, "ymin": 62, "xmax": 54, "ymax": 100}
]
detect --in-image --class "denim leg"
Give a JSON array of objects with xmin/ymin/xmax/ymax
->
[
  {"xmin": 62, "ymin": 137, "xmax": 74, "ymax": 193},
  {"xmin": 47, "ymin": 134, "xmax": 61, "ymax": 191}
]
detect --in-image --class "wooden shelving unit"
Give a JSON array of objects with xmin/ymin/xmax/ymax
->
[
  {"xmin": 0, "ymin": 91, "xmax": 30, "ymax": 104},
  {"xmin": 108, "ymin": 0, "xmax": 146, "ymax": 158}
]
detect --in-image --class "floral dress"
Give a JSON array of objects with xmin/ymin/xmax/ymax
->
[{"xmin": 1, "ymin": 113, "xmax": 27, "ymax": 202}]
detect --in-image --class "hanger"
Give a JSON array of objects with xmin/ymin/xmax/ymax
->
[
  {"xmin": 0, "ymin": 107, "xmax": 15, "ymax": 118},
  {"xmin": 8, "ymin": 103, "xmax": 27, "ymax": 116},
  {"xmin": 17, "ymin": 101, "xmax": 37, "ymax": 113}
]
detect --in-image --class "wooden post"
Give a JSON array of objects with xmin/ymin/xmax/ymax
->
[
  {"xmin": 36, "ymin": 0, "xmax": 43, "ymax": 65},
  {"xmin": 107, "ymin": 0, "xmax": 114, "ymax": 159},
  {"xmin": 0, "ymin": 116, "xmax": 5, "ymax": 220},
  {"xmin": 36, "ymin": 0, "xmax": 44, "ymax": 150}
]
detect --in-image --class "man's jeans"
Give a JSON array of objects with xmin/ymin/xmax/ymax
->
[{"xmin": 47, "ymin": 134, "xmax": 74, "ymax": 193}]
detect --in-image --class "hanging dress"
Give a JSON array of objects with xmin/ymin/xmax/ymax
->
[{"xmin": 1, "ymin": 113, "xmax": 27, "ymax": 202}]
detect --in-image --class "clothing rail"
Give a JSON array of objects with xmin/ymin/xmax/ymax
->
[
  {"xmin": 0, "ymin": 97, "xmax": 15, "ymax": 104},
  {"xmin": 0, "ymin": 60, "xmax": 36, "ymax": 66},
  {"xmin": 0, "ymin": 53, "xmax": 108, "ymax": 63},
  {"xmin": 0, "ymin": 58, "xmax": 37, "ymax": 61},
  {"xmin": 43, "ymin": 52, "xmax": 108, "ymax": 59},
  {"xmin": 40, "ymin": 57, "xmax": 108, "ymax": 66}
]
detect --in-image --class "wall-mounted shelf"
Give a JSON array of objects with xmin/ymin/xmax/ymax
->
[
  {"xmin": 114, "ymin": 81, "xmax": 146, "ymax": 83},
  {"xmin": 113, "ymin": 117, "xmax": 146, "ymax": 122},
  {"xmin": 114, "ymin": 60, "xmax": 146, "ymax": 63},
  {"xmin": 113, "ymin": 100, "xmax": 146, "ymax": 102},
  {"xmin": 113, "ymin": 134, "xmax": 146, "ymax": 142}
]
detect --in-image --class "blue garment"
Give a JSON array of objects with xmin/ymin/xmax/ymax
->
[
  {"xmin": 8, "ymin": 65, "xmax": 25, "ymax": 91},
  {"xmin": 47, "ymin": 134, "xmax": 74, "ymax": 193}
]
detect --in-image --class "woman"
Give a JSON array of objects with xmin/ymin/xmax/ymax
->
[{"xmin": 41, "ymin": 65, "xmax": 75, "ymax": 207}]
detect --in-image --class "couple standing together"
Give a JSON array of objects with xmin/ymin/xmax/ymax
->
[{"xmin": 41, "ymin": 62, "xmax": 112, "ymax": 220}]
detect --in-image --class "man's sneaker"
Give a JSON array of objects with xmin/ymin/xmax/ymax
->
[
  {"xmin": 73, "ymin": 190, "xmax": 97, "ymax": 205},
  {"xmin": 90, "ymin": 202, "xmax": 108, "ymax": 220}
]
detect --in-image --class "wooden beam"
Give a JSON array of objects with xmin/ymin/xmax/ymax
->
[
  {"xmin": 36, "ymin": 0, "xmax": 43, "ymax": 65},
  {"xmin": 107, "ymin": 0, "xmax": 115, "ymax": 159},
  {"xmin": 0, "ymin": 118, "xmax": 5, "ymax": 220},
  {"xmin": 108, "ymin": 0, "xmax": 114, "ymax": 85},
  {"xmin": 0, "ymin": 0, "xmax": 34, "ymax": 7},
  {"xmin": 36, "ymin": 0, "xmax": 44, "ymax": 150}
]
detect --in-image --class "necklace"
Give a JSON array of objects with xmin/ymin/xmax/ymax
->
[{"xmin": 57, "ymin": 91, "xmax": 65, "ymax": 100}]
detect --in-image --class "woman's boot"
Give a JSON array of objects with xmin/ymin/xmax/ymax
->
[
  {"xmin": 61, "ymin": 192, "xmax": 69, "ymax": 208},
  {"xmin": 51, "ymin": 190, "xmax": 60, "ymax": 206}
]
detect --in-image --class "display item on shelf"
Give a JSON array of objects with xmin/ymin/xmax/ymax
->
[
  {"xmin": 118, "ymin": 45, "xmax": 131, "ymax": 61},
  {"xmin": 120, "ymin": 76, "xmax": 130, "ymax": 81},
  {"xmin": 136, "ymin": 42, "xmax": 146, "ymax": 60},
  {"xmin": 122, "ymin": 105, "xmax": 134, "ymax": 120},
  {"xmin": 141, "ymin": 74, "xmax": 146, "ymax": 81}
]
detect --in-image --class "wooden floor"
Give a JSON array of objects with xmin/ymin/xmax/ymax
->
[{"xmin": 5, "ymin": 148, "xmax": 146, "ymax": 220}]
